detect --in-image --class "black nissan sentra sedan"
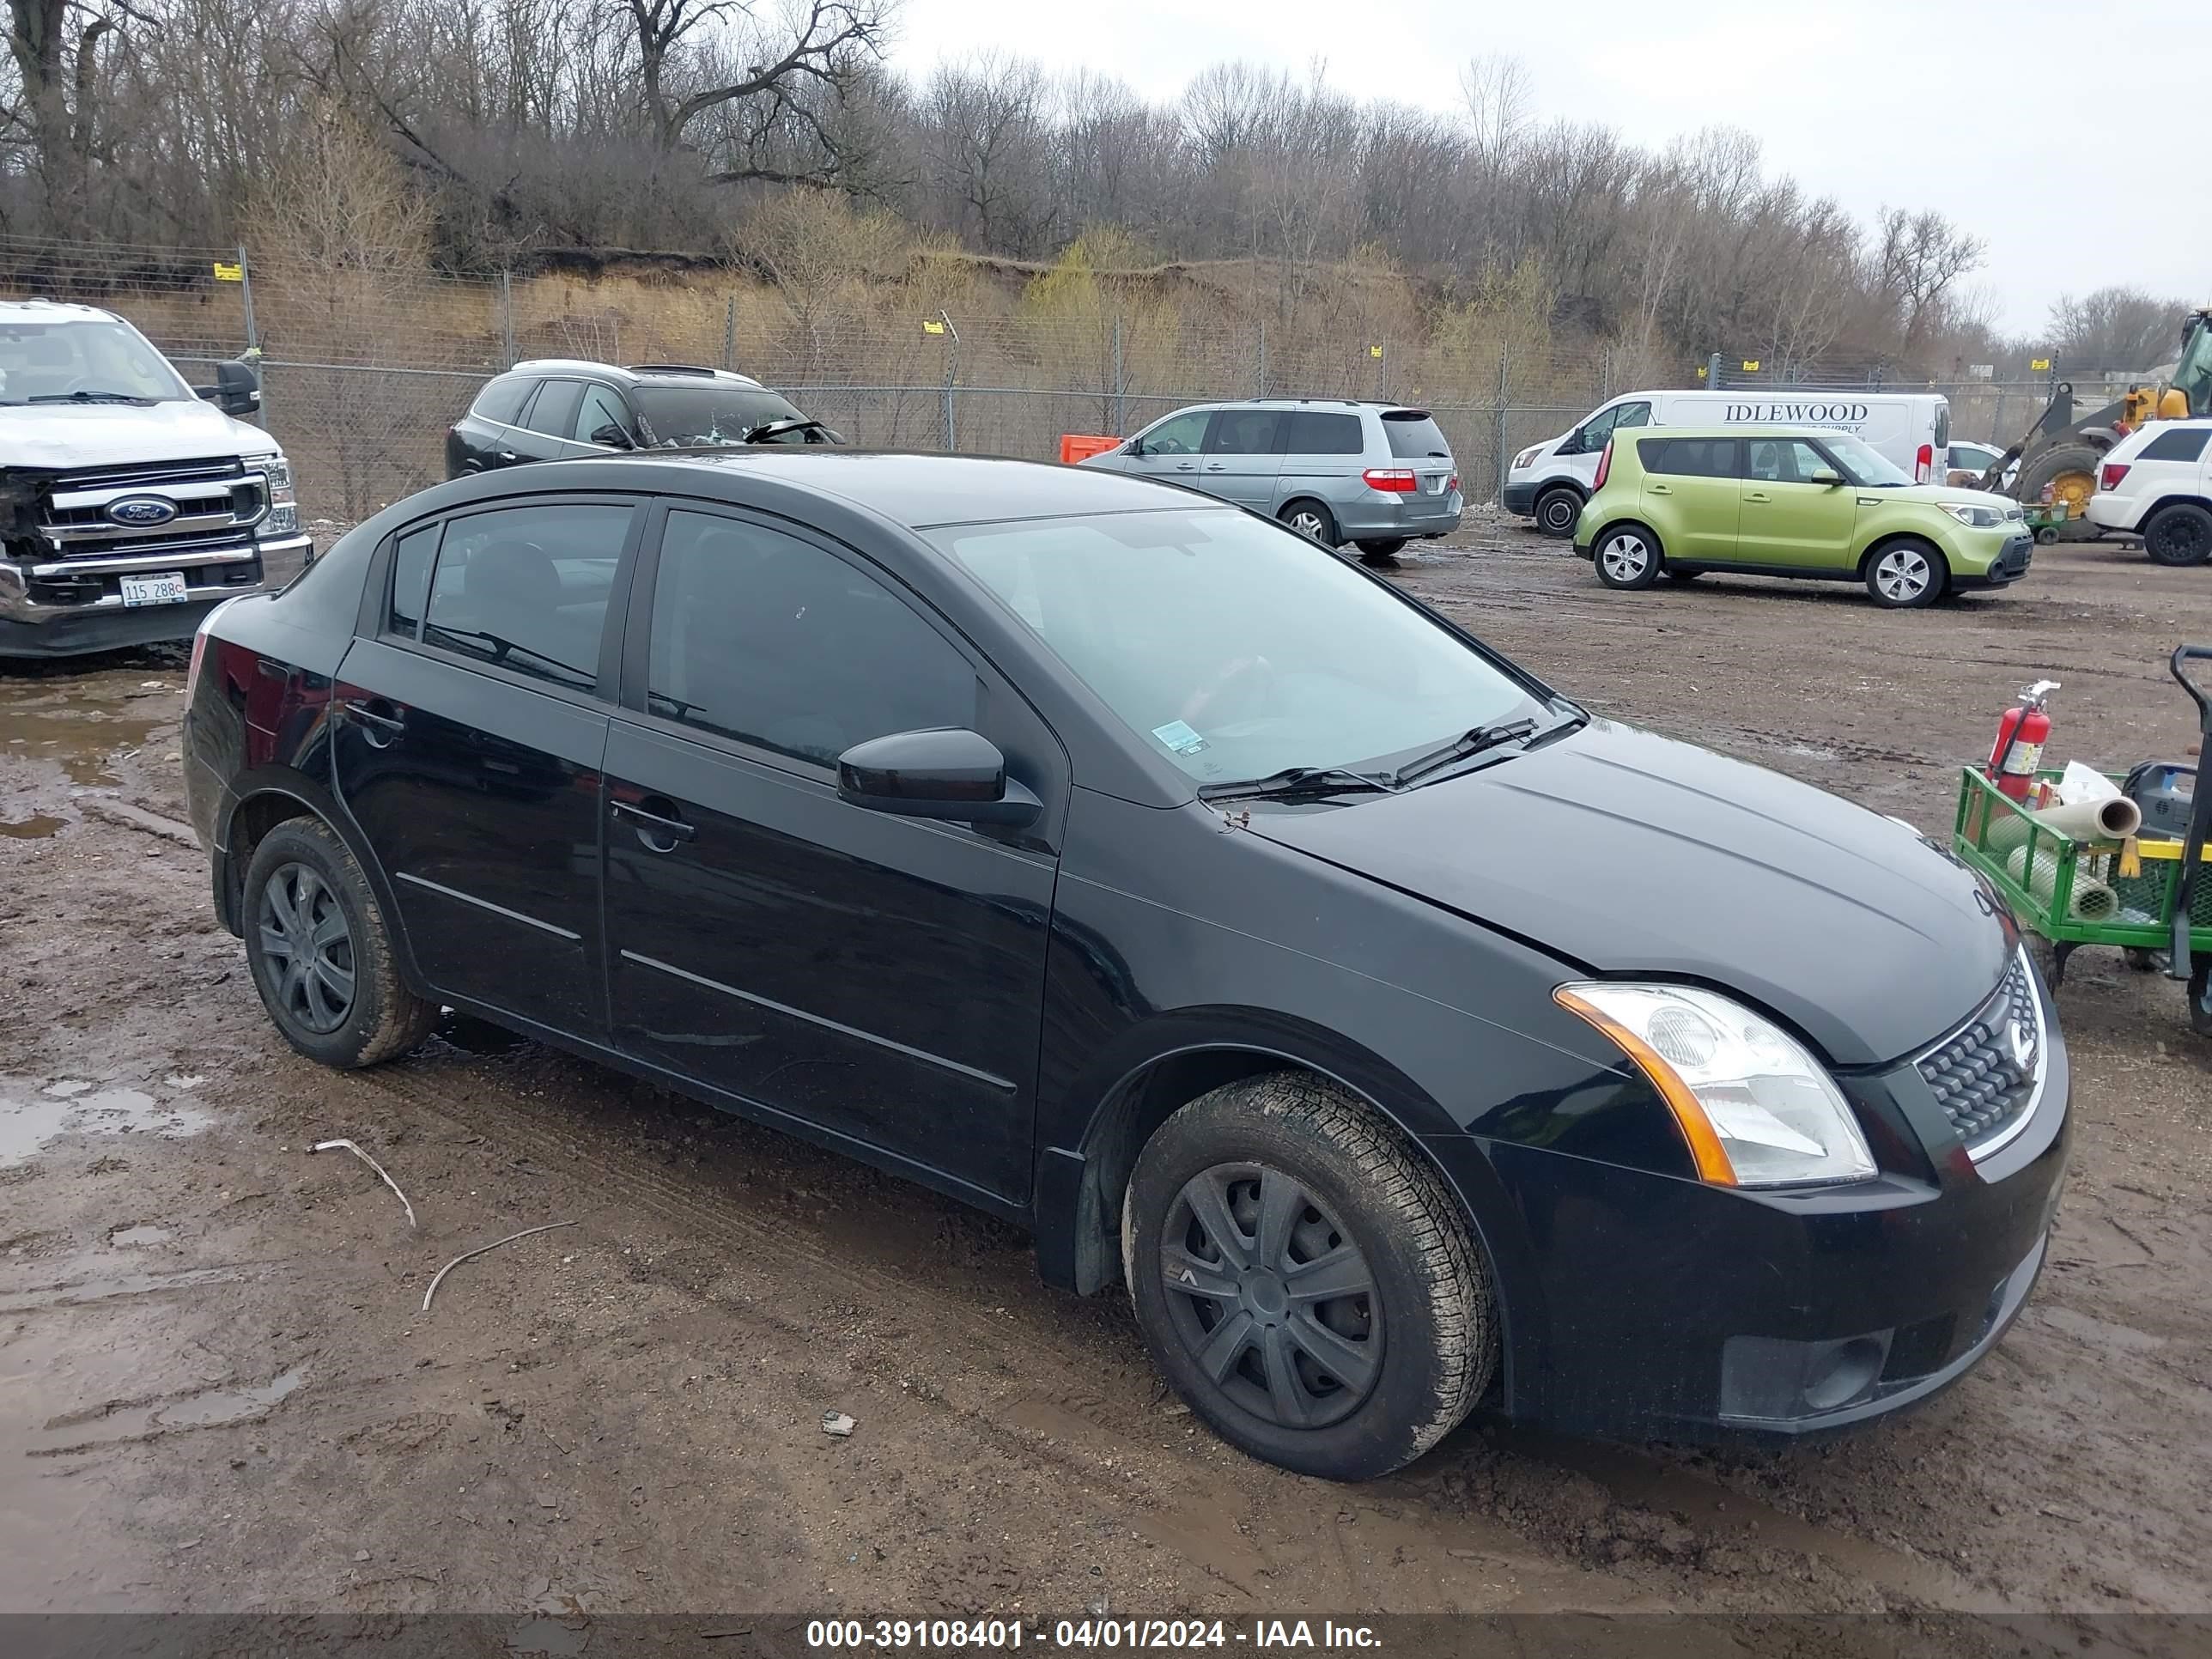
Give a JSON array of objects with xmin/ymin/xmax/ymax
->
[{"xmin": 181, "ymin": 452, "xmax": 2067, "ymax": 1480}]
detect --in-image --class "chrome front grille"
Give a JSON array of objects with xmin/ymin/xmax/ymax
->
[{"xmin": 34, "ymin": 457, "xmax": 265, "ymax": 557}]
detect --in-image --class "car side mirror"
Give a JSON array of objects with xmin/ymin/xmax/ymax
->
[
  {"xmin": 1124, "ymin": 439, "xmax": 1146, "ymax": 457},
  {"xmin": 194, "ymin": 358, "xmax": 261, "ymax": 417},
  {"xmin": 836, "ymin": 727, "xmax": 1042, "ymax": 828},
  {"xmin": 590, "ymin": 423, "xmax": 635, "ymax": 450},
  {"xmin": 1809, "ymin": 467, "xmax": 1843, "ymax": 486}
]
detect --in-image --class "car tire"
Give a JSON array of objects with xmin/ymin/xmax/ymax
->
[
  {"xmin": 1662, "ymin": 568, "xmax": 1702, "ymax": 583},
  {"xmin": 241, "ymin": 817, "xmax": 438, "ymax": 1070},
  {"xmin": 1354, "ymin": 538, "xmax": 1408, "ymax": 562},
  {"xmin": 1279, "ymin": 500, "xmax": 1340, "ymax": 547},
  {"xmin": 1121, "ymin": 1073, "xmax": 1497, "ymax": 1481},
  {"xmin": 2012, "ymin": 441, "xmax": 2101, "ymax": 527},
  {"xmin": 1592, "ymin": 525, "xmax": 1662, "ymax": 589},
  {"xmin": 1533, "ymin": 486, "xmax": 1583, "ymax": 538},
  {"xmin": 2143, "ymin": 502, "xmax": 2212, "ymax": 568},
  {"xmin": 1864, "ymin": 538, "xmax": 1948, "ymax": 608}
]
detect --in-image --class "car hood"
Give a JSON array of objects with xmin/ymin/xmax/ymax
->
[
  {"xmin": 1881, "ymin": 483, "xmax": 2019, "ymax": 512},
  {"xmin": 1241, "ymin": 720, "xmax": 2008, "ymax": 1066},
  {"xmin": 0, "ymin": 399, "xmax": 274, "ymax": 470}
]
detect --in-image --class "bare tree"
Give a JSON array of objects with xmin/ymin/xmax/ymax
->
[
  {"xmin": 1873, "ymin": 206, "xmax": 1984, "ymax": 352},
  {"xmin": 2048, "ymin": 287, "xmax": 2192, "ymax": 370}
]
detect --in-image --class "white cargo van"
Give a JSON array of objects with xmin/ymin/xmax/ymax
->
[{"xmin": 1504, "ymin": 388, "xmax": 1953, "ymax": 536}]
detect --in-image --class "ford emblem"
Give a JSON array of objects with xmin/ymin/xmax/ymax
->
[{"xmin": 105, "ymin": 495, "xmax": 179, "ymax": 527}]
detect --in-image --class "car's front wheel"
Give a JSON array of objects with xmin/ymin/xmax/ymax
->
[
  {"xmin": 1122, "ymin": 1074, "xmax": 1496, "ymax": 1480},
  {"xmin": 242, "ymin": 817, "xmax": 437, "ymax": 1069},
  {"xmin": 1865, "ymin": 538, "xmax": 1948, "ymax": 608},
  {"xmin": 1534, "ymin": 486, "xmax": 1583, "ymax": 538},
  {"xmin": 1593, "ymin": 525, "xmax": 1662, "ymax": 589}
]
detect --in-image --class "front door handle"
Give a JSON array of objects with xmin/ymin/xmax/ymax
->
[
  {"xmin": 1173, "ymin": 460, "xmax": 1197, "ymax": 471},
  {"xmin": 613, "ymin": 798, "xmax": 696, "ymax": 849},
  {"xmin": 495, "ymin": 451, "xmax": 519, "ymax": 464},
  {"xmin": 1745, "ymin": 490, "xmax": 1771, "ymax": 502}
]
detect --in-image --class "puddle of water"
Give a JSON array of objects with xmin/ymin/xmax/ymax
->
[
  {"xmin": 106, "ymin": 1225, "xmax": 172, "ymax": 1248},
  {"xmin": 29, "ymin": 1367, "xmax": 307, "ymax": 1453},
  {"xmin": 0, "ymin": 813, "xmax": 65, "ymax": 840},
  {"xmin": 0, "ymin": 670, "xmax": 172, "ymax": 787},
  {"xmin": 0, "ymin": 1083, "xmax": 214, "ymax": 1169}
]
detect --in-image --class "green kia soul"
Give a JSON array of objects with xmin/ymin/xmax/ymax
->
[{"xmin": 1573, "ymin": 427, "xmax": 2035, "ymax": 607}]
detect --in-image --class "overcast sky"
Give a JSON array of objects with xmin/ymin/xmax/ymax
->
[{"xmin": 891, "ymin": 0, "xmax": 2208, "ymax": 339}]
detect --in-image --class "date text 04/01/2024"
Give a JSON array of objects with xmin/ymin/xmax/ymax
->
[{"xmin": 804, "ymin": 1619, "xmax": 1383, "ymax": 1650}]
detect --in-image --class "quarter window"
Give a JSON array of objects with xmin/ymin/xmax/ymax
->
[
  {"xmin": 471, "ymin": 377, "xmax": 532, "ymax": 426},
  {"xmin": 2138, "ymin": 428, "xmax": 2210, "ymax": 464},
  {"xmin": 1206, "ymin": 408, "xmax": 1282, "ymax": 455},
  {"xmin": 421, "ymin": 503, "xmax": 631, "ymax": 692},
  {"xmin": 1643, "ymin": 437, "xmax": 1740, "ymax": 478},
  {"xmin": 646, "ymin": 510, "xmax": 977, "ymax": 768},
  {"xmin": 1281, "ymin": 411, "xmax": 1363, "ymax": 455},
  {"xmin": 388, "ymin": 523, "xmax": 441, "ymax": 638}
]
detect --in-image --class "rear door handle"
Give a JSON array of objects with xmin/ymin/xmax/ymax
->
[
  {"xmin": 613, "ymin": 798, "xmax": 696, "ymax": 848},
  {"xmin": 339, "ymin": 698, "xmax": 406, "ymax": 744},
  {"xmin": 1648, "ymin": 483, "xmax": 1673, "ymax": 495},
  {"xmin": 495, "ymin": 451, "xmax": 519, "ymax": 464}
]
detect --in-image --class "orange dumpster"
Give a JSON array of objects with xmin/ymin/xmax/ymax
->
[{"xmin": 1060, "ymin": 434, "xmax": 1121, "ymax": 465}]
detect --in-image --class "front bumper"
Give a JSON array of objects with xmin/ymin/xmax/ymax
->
[
  {"xmin": 1951, "ymin": 531, "xmax": 2034, "ymax": 591},
  {"xmin": 1426, "ymin": 975, "xmax": 2070, "ymax": 1443},
  {"xmin": 0, "ymin": 534, "xmax": 309, "ymax": 657},
  {"xmin": 1502, "ymin": 482, "xmax": 1539, "ymax": 516}
]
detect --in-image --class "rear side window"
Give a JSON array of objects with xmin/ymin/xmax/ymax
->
[
  {"xmin": 524, "ymin": 380, "xmax": 585, "ymax": 439},
  {"xmin": 1206, "ymin": 408, "xmax": 1282, "ymax": 455},
  {"xmin": 422, "ymin": 502, "xmax": 633, "ymax": 692},
  {"xmin": 646, "ymin": 510, "xmax": 977, "ymax": 767},
  {"xmin": 1643, "ymin": 437, "xmax": 1739, "ymax": 478},
  {"xmin": 1382, "ymin": 410, "xmax": 1450, "ymax": 459},
  {"xmin": 471, "ymin": 377, "xmax": 532, "ymax": 426},
  {"xmin": 388, "ymin": 523, "xmax": 441, "ymax": 638},
  {"xmin": 1282, "ymin": 411, "xmax": 1362, "ymax": 455},
  {"xmin": 2139, "ymin": 428, "xmax": 2210, "ymax": 463}
]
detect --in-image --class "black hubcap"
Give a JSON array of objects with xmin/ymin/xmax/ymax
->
[
  {"xmin": 257, "ymin": 861, "xmax": 356, "ymax": 1034},
  {"xmin": 1159, "ymin": 1164, "xmax": 1382, "ymax": 1429}
]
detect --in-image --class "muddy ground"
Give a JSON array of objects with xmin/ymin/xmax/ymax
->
[{"xmin": 3, "ymin": 515, "xmax": 2208, "ymax": 1639}]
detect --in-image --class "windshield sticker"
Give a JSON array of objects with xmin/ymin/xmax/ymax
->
[{"xmin": 1152, "ymin": 719, "xmax": 1208, "ymax": 757}]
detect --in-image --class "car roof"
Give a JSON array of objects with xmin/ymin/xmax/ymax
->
[
  {"xmin": 0, "ymin": 299, "xmax": 118, "ymax": 322},
  {"xmin": 466, "ymin": 449, "xmax": 1237, "ymax": 531},
  {"xmin": 505, "ymin": 358, "xmax": 768, "ymax": 391},
  {"xmin": 1616, "ymin": 425, "xmax": 1870, "ymax": 441}
]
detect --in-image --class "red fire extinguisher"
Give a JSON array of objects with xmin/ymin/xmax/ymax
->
[{"xmin": 1986, "ymin": 678, "xmax": 2060, "ymax": 801}]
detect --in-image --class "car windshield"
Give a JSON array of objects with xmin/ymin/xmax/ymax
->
[
  {"xmin": 0, "ymin": 319, "xmax": 194, "ymax": 405},
  {"xmin": 632, "ymin": 385, "xmax": 823, "ymax": 446},
  {"xmin": 931, "ymin": 508, "xmax": 1549, "ymax": 790},
  {"xmin": 1822, "ymin": 433, "xmax": 1914, "ymax": 487}
]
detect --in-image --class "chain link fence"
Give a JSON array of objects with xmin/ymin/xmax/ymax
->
[{"xmin": 4, "ymin": 232, "xmax": 1683, "ymax": 520}]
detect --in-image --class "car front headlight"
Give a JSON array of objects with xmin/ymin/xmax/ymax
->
[
  {"xmin": 1512, "ymin": 447, "xmax": 1542, "ymax": 471},
  {"xmin": 1554, "ymin": 982, "xmax": 1876, "ymax": 1188},
  {"xmin": 255, "ymin": 452, "xmax": 298, "ymax": 538},
  {"xmin": 1942, "ymin": 502, "xmax": 2003, "ymax": 528}
]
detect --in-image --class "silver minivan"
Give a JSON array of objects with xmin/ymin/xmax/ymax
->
[{"xmin": 1080, "ymin": 398, "xmax": 1462, "ymax": 559}]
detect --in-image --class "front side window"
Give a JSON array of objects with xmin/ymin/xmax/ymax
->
[
  {"xmin": 0, "ymin": 318, "xmax": 195, "ymax": 404},
  {"xmin": 1818, "ymin": 433, "xmax": 1914, "ymax": 487},
  {"xmin": 1206, "ymin": 408, "xmax": 1281, "ymax": 456},
  {"xmin": 1281, "ymin": 410, "xmax": 1363, "ymax": 455},
  {"xmin": 1139, "ymin": 410, "xmax": 1211, "ymax": 455},
  {"xmin": 933, "ymin": 508, "xmax": 1547, "ymax": 789},
  {"xmin": 574, "ymin": 385, "xmax": 634, "ymax": 447},
  {"xmin": 1572, "ymin": 400, "xmax": 1649, "ymax": 453},
  {"xmin": 421, "ymin": 502, "xmax": 632, "ymax": 692},
  {"xmin": 647, "ymin": 510, "xmax": 977, "ymax": 768},
  {"xmin": 1746, "ymin": 438, "xmax": 1835, "ymax": 484}
]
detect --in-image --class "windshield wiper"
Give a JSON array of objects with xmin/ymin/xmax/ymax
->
[
  {"xmin": 1196, "ymin": 765, "xmax": 1402, "ymax": 803},
  {"xmin": 1390, "ymin": 717, "xmax": 1543, "ymax": 787},
  {"xmin": 27, "ymin": 390, "xmax": 157, "ymax": 404}
]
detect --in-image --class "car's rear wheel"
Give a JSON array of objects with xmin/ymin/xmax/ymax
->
[
  {"xmin": 1593, "ymin": 526, "xmax": 1662, "ymax": 589},
  {"xmin": 1279, "ymin": 500, "xmax": 1340, "ymax": 547},
  {"xmin": 242, "ymin": 817, "xmax": 437, "ymax": 1069},
  {"xmin": 1122, "ymin": 1073, "xmax": 1496, "ymax": 1480},
  {"xmin": 1534, "ymin": 486, "xmax": 1583, "ymax": 538},
  {"xmin": 2143, "ymin": 503, "xmax": 2212, "ymax": 568},
  {"xmin": 1354, "ymin": 538, "xmax": 1407, "ymax": 562},
  {"xmin": 1865, "ymin": 538, "xmax": 1948, "ymax": 608}
]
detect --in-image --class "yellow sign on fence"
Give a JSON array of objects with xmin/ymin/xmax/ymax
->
[
  {"xmin": 921, "ymin": 319, "xmax": 946, "ymax": 336},
  {"xmin": 212, "ymin": 262, "xmax": 243, "ymax": 283},
  {"xmin": 1741, "ymin": 359, "xmax": 1760, "ymax": 372},
  {"xmin": 1368, "ymin": 344, "xmax": 1383, "ymax": 358},
  {"xmin": 2030, "ymin": 357, "xmax": 2051, "ymax": 372}
]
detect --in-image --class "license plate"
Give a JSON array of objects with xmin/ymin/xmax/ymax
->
[
  {"xmin": 1423, "ymin": 474, "xmax": 1447, "ymax": 494},
  {"xmin": 119, "ymin": 571, "xmax": 190, "ymax": 607}
]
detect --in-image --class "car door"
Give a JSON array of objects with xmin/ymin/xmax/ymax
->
[
  {"xmin": 1739, "ymin": 438, "xmax": 1860, "ymax": 570},
  {"xmin": 1639, "ymin": 436, "xmax": 1741, "ymax": 561},
  {"xmin": 1115, "ymin": 408, "xmax": 1212, "ymax": 489},
  {"xmin": 1198, "ymin": 407, "xmax": 1285, "ymax": 508},
  {"xmin": 1276, "ymin": 408, "xmax": 1366, "ymax": 512},
  {"xmin": 599, "ymin": 505, "xmax": 1061, "ymax": 1206},
  {"xmin": 331, "ymin": 497, "xmax": 642, "ymax": 1034}
]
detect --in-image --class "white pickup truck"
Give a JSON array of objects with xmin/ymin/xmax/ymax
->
[{"xmin": 1, "ymin": 299, "xmax": 311, "ymax": 659}]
